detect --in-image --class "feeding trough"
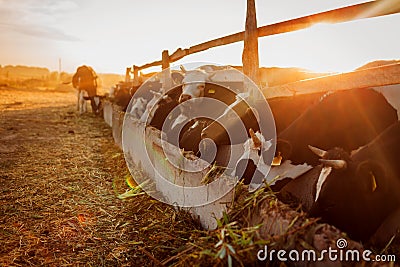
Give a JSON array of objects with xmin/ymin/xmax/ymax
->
[
  {"xmin": 103, "ymin": 100, "xmax": 113, "ymax": 127},
  {"xmin": 102, "ymin": 62, "xmax": 400, "ymax": 230},
  {"xmin": 117, "ymin": 64, "xmax": 277, "ymax": 229}
]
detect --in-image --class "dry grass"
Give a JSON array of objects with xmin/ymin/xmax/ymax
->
[{"xmin": 0, "ymin": 86, "xmax": 200, "ymax": 266}]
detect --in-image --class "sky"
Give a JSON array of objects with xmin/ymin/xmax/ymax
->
[{"xmin": 0, "ymin": 0, "xmax": 399, "ymax": 74}]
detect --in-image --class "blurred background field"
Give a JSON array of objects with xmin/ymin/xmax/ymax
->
[{"xmin": 0, "ymin": 65, "xmax": 124, "ymax": 95}]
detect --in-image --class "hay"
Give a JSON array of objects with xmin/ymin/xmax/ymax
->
[{"xmin": 0, "ymin": 87, "xmax": 200, "ymax": 266}]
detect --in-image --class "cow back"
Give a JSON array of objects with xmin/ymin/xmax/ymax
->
[
  {"xmin": 278, "ymin": 88, "xmax": 398, "ymax": 165},
  {"xmin": 268, "ymin": 92, "xmax": 325, "ymax": 134}
]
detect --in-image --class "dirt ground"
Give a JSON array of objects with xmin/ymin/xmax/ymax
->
[{"xmin": 0, "ymin": 86, "xmax": 200, "ymax": 266}]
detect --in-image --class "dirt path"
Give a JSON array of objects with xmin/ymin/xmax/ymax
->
[{"xmin": 0, "ymin": 87, "xmax": 197, "ymax": 266}]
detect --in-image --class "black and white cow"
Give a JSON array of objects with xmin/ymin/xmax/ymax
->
[
  {"xmin": 178, "ymin": 117, "xmax": 214, "ymax": 159},
  {"xmin": 111, "ymin": 80, "xmax": 162, "ymax": 112},
  {"xmin": 141, "ymin": 87, "xmax": 181, "ymax": 130},
  {"xmin": 276, "ymin": 88, "xmax": 398, "ymax": 166},
  {"xmin": 178, "ymin": 66, "xmax": 210, "ymax": 103},
  {"xmin": 200, "ymin": 91, "xmax": 328, "ymax": 147},
  {"xmin": 268, "ymin": 92, "xmax": 325, "ymax": 134},
  {"xmin": 200, "ymin": 92, "xmax": 261, "ymax": 146},
  {"xmin": 72, "ymin": 65, "xmax": 99, "ymax": 115},
  {"xmin": 142, "ymin": 81, "xmax": 237, "ymax": 154},
  {"xmin": 281, "ymin": 121, "xmax": 400, "ymax": 243},
  {"xmin": 178, "ymin": 65, "xmax": 240, "ymax": 104},
  {"xmin": 127, "ymin": 97, "xmax": 148, "ymax": 118},
  {"xmin": 232, "ymin": 128, "xmax": 272, "ymax": 185}
]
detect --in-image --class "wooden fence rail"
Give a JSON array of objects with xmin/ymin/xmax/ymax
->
[{"xmin": 264, "ymin": 62, "xmax": 400, "ymax": 98}]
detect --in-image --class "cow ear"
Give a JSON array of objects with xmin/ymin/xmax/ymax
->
[{"xmin": 357, "ymin": 160, "xmax": 386, "ymax": 193}]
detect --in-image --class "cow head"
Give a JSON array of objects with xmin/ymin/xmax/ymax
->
[
  {"xmin": 201, "ymin": 93, "xmax": 259, "ymax": 145},
  {"xmin": 308, "ymin": 145, "xmax": 394, "ymax": 241},
  {"xmin": 307, "ymin": 146, "xmax": 351, "ymax": 202},
  {"xmin": 179, "ymin": 66, "xmax": 215, "ymax": 103}
]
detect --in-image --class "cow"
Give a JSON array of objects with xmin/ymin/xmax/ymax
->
[
  {"xmin": 178, "ymin": 66, "xmax": 212, "ymax": 103},
  {"xmin": 111, "ymin": 80, "xmax": 162, "ymax": 112},
  {"xmin": 281, "ymin": 121, "xmax": 400, "ymax": 243},
  {"xmin": 232, "ymin": 128, "xmax": 272, "ymax": 186},
  {"xmin": 111, "ymin": 82, "xmax": 133, "ymax": 111},
  {"xmin": 185, "ymin": 90, "xmax": 325, "ymax": 147},
  {"xmin": 267, "ymin": 92, "xmax": 325, "ymax": 134},
  {"xmin": 171, "ymin": 72, "xmax": 184, "ymax": 85},
  {"xmin": 200, "ymin": 91, "xmax": 326, "ymax": 147},
  {"xmin": 178, "ymin": 65, "xmax": 241, "ymax": 104},
  {"xmin": 140, "ymin": 87, "xmax": 181, "ymax": 130},
  {"xmin": 276, "ymin": 88, "xmax": 398, "ymax": 166},
  {"xmin": 180, "ymin": 69, "xmax": 325, "ymax": 137},
  {"xmin": 72, "ymin": 65, "xmax": 99, "ymax": 115},
  {"xmin": 127, "ymin": 97, "xmax": 148, "ymax": 118},
  {"xmin": 231, "ymin": 129, "xmax": 312, "ymax": 191},
  {"xmin": 141, "ymin": 82, "xmax": 237, "ymax": 153},
  {"xmin": 178, "ymin": 118, "xmax": 214, "ymax": 159},
  {"xmin": 200, "ymin": 92, "xmax": 262, "ymax": 146}
]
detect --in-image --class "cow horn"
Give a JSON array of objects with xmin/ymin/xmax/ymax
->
[
  {"xmin": 249, "ymin": 128, "xmax": 262, "ymax": 149},
  {"xmin": 308, "ymin": 145, "xmax": 327, "ymax": 158},
  {"xmin": 180, "ymin": 65, "xmax": 187, "ymax": 73},
  {"xmin": 319, "ymin": 159, "xmax": 347, "ymax": 169}
]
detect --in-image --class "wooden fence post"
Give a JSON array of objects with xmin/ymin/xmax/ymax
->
[
  {"xmin": 242, "ymin": 0, "xmax": 262, "ymax": 93},
  {"xmin": 132, "ymin": 65, "xmax": 140, "ymax": 86},
  {"xmin": 161, "ymin": 50, "xmax": 172, "ymax": 92},
  {"xmin": 125, "ymin": 67, "xmax": 131, "ymax": 83}
]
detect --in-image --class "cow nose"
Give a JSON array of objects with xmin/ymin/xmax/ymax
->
[{"xmin": 179, "ymin": 94, "xmax": 192, "ymax": 103}]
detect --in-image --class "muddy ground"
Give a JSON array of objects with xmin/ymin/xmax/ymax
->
[{"xmin": 0, "ymin": 86, "xmax": 201, "ymax": 266}]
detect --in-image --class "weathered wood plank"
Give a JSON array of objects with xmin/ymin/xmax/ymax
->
[
  {"xmin": 258, "ymin": 0, "xmax": 400, "ymax": 38},
  {"xmin": 161, "ymin": 50, "xmax": 172, "ymax": 91},
  {"xmin": 137, "ymin": 60, "xmax": 163, "ymax": 71},
  {"xmin": 242, "ymin": 0, "xmax": 260, "ymax": 88},
  {"xmin": 263, "ymin": 63, "xmax": 400, "ymax": 98}
]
